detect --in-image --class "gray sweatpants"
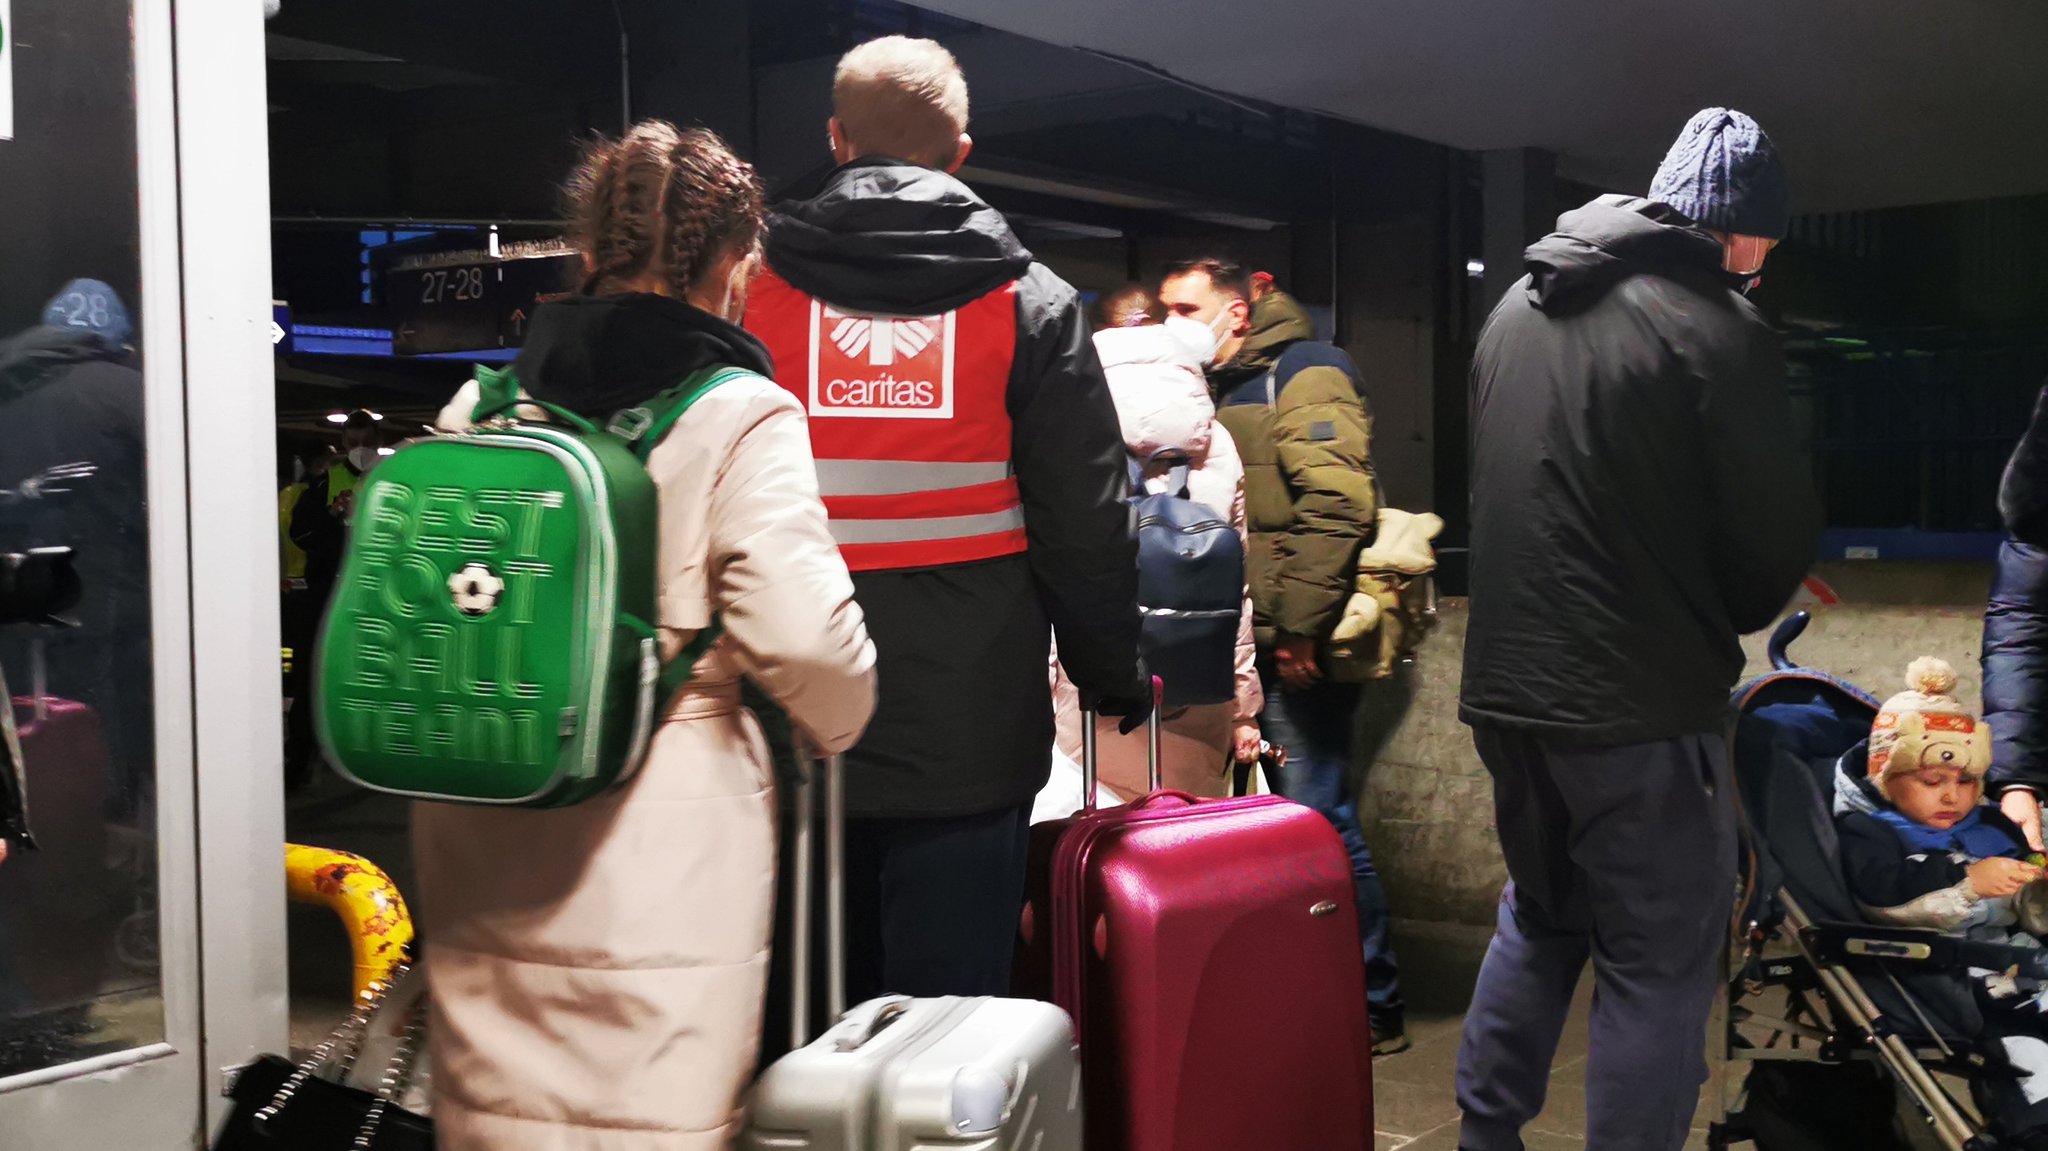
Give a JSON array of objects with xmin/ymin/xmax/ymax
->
[{"xmin": 1457, "ymin": 727, "xmax": 1736, "ymax": 1151}]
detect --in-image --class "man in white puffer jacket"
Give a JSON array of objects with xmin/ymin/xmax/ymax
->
[{"xmin": 1047, "ymin": 287, "xmax": 1262, "ymax": 802}]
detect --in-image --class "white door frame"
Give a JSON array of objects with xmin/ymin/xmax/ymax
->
[
  {"xmin": 173, "ymin": 0, "xmax": 291, "ymax": 1134},
  {"xmin": 0, "ymin": 0, "xmax": 285, "ymax": 1144}
]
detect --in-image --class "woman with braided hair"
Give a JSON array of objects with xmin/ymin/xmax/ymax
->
[{"xmin": 417, "ymin": 122, "xmax": 877, "ymax": 1151}]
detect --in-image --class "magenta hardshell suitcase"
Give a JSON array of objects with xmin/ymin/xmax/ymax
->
[
  {"xmin": 1017, "ymin": 688, "xmax": 1375, "ymax": 1151},
  {"xmin": 2, "ymin": 690, "xmax": 116, "ymax": 1009}
]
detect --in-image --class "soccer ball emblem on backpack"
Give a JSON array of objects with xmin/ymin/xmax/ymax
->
[{"xmin": 448, "ymin": 562, "xmax": 506, "ymax": 618}]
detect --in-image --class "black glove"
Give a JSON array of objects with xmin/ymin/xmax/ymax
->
[{"xmin": 1087, "ymin": 667, "xmax": 1158, "ymax": 736}]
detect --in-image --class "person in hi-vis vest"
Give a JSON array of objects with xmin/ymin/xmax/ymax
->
[
  {"xmin": 285, "ymin": 409, "xmax": 380, "ymax": 780},
  {"xmin": 746, "ymin": 35, "xmax": 1148, "ymax": 1005},
  {"xmin": 288, "ymin": 408, "xmax": 380, "ymax": 601}
]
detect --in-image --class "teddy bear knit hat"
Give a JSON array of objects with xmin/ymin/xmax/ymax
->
[{"xmin": 1867, "ymin": 657, "xmax": 1988, "ymax": 779}]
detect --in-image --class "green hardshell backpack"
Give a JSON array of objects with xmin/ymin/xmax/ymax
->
[{"xmin": 313, "ymin": 363, "xmax": 749, "ymax": 806}]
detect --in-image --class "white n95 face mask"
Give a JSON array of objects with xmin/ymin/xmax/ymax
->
[
  {"xmin": 1162, "ymin": 314, "xmax": 1225, "ymax": 367},
  {"xmin": 347, "ymin": 445, "xmax": 379, "ymax": 473}
]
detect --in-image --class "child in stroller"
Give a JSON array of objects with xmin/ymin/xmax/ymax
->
[{"xmin": 1834, "ymin": 657, "xmax": 2048, "ymax": 1148}]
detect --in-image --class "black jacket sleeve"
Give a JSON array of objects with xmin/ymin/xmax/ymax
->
[
  {"xmin": 1986, "ymin": 385, "xmax": 2048, "ymax": 793},
  {"xmin": 1837, "ymin": 811, "xmax": 1972, "ymax": 912},
  {"xmin": 288, "ymin": 472, "xmax": 330, "ymax": 552},
  {"xmin": 1986, "ymin": 539, "xmax": 2048, "ymax": 793},
  {"xmin": 1693, "ymin": 305, "xmax": 1822, "ymax": 634},
  {"xmin": 289, "ymin": 471, "xmax": 344, "ymax": 586},
  {"xmin": 2000, "ymin": 384, "xmax": 2048, "ymax": 546},
  {"xmin": 1007, "ymin": 264, "xmax": 1143, "ymax": 699}
]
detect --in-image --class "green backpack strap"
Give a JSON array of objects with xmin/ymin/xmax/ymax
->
[
  {"xmin": 472, "ymin": 364, "xmax": 521, "ymax": 422},
  {"xmin": 469, "ymin": 365, "xmax": 602, "ymax": 433},
  {"xmin": 610, "ymin": 366, "xmax": 757, "ymax": 463},
  {"xmin": 614, "ymin": 365, "xmax": 756, "ymax": 702},
  {"xmin": 658, "ymin": 618, "xmax": 727, "ymax": 702}
]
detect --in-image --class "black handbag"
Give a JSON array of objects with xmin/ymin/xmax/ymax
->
[{"xmin": 213, "ymin": 965, "xmax": 431, "ymax": 1151}]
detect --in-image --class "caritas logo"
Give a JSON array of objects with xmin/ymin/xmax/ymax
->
[{"xmin": 808, "ymin": 301, "xmax": 956, "ymax": 419}]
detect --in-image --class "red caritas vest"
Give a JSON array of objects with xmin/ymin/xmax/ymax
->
[{"xmin": 747, "ymin": 269, "xmax": 1025, "ymax": 572}]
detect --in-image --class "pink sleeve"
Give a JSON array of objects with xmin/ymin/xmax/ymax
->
[
  {"xmin": 1209, "ymin": 428, "xmax": 1263, "ymax": 723},
  {"xmin": 1232, "ymin": 476, "xmax": 1263, "ymax": 722}
]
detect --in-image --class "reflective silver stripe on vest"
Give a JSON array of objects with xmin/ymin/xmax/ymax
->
[
  {"xmin": 813, "ymin": 459, "xmax": 1013, "ymax": 497},
  {"xmin": 828, "ymin": 506, "xmax": 1027, "ymax": 547}
]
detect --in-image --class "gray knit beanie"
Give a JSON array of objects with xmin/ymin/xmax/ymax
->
[{"xmin": 1649, "ymin": 108, "xmax": 1790, "ymax": 240}]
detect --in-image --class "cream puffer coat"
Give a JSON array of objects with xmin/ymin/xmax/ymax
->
[
  {"xmin": 1051, "ymin": 324, "xmax": 1261, "ymax": 801},
  {"xmin": 415, "ymin": 374, "xmax": 877, "ymax": 1151}
]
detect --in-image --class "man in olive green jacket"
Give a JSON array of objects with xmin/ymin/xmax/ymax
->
[{"xmin": 1159, "ymin": 258, "xmax": 1404, "ymax": 1052}]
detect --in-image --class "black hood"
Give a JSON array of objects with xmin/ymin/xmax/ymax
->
[
  {"xmin": 0, "ymin": 325, "xmax": 126, "ymax": 404},
  {"xmin": 765, "ymin": 159, "xmax": 1034, "ymax": 315},
  {"xmin": 511, "ymin": 292, "xmax": 773, "ymax": 419},
  {"xmin": 1523, "ymin": 194, "xmax": 1728, "ymax": 315},
  {"xmin": 1998, "ymin": 382, "xmax": 2048, "ymax": 543}
]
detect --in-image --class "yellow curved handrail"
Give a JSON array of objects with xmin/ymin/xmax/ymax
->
[{"xmin": 284, "ymin": 843, "xmax": 415, "ymax": 998}]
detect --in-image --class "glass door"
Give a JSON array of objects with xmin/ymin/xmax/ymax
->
[
  {"xmin": 0, "ymin": 0, "xmax": 203, "ymax": 1142},
  {"xmin": 0, "ymin": 0, "xmax": 282, "ymax": 1145}
]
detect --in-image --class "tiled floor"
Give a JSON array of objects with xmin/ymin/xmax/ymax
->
[
  {"xmin": 288, "ymin": 791, "xmax": 1928, "ymax": 1151},
  {"xmin": 283, "ymin": 790, "xmax": 1721, "ymax": 1147}
]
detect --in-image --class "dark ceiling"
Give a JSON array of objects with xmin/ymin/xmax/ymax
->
[
  {"xmin": 262, "ymin": 0, "xmax": 1385, "ymax": 232},
  {"xmin": 915, "ymin": 0, "xmax": 2048, "ymax": 214}
]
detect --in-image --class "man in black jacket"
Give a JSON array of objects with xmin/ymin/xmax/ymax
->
[
  {"xmin": 747, "ymin": 36, "xmax": 1146, "ymax": 1003},
  {"xmin": 1456, "ymin": 110, "xmax": 1820, "ymax": 1151}
]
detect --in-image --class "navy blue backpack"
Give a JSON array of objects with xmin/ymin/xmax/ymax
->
[{"xmin": 1130, "ymin": 452, "xmax": 1243, "ymax": 708}]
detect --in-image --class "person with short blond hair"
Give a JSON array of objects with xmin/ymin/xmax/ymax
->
[
  {"xmin": 747, "ymin": 36, "xmax": 1146, "ymax": 1007},
  {"xmin": 831, "ymin": 35, "xmax": 970, "ymax": 170}
]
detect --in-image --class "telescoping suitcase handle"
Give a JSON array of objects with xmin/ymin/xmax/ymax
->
[
  {"xmin": 1079, "ymin": 675, "xmax": 1164, "ymax": 814},
  {"xmin": 787, "ymin": 676, "xmax": 1163, "ymax": 1045},
  {"xmin": 786, "ymin": 743, "xmax": 849, "ymax": 1049}
]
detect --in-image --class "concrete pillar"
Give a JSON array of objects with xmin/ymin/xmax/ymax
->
[
  {"xmin": 1481, "ymin": 148, "xmax": 1556, "ymax": 312},
  {"xmin": 1337, "ymin": 215, "xmax": 1439, "ymax": 512},
  {"xmin": 1318, "ymin": 127, "xmax": 1454, "ymax": 514}
]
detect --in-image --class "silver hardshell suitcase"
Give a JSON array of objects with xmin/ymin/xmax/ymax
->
[{"xmin": 742, "ymin": 754, "xmax": 1084, "ymax": 1150}]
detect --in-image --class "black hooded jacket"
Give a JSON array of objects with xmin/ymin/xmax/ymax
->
[
  {"xmin": 512, "ymin": 291, "xmax": 775, "ymax": 419},
  {"xmin": 1461, "ymin": 195, "xmax": 1820, "ymax": 744},
  {"xmin": 0, "ymin": 323, "xmax": 152, "ymax": 781},
  {"xmin": 1982, "ymin": 383, "xmax": 2048, "ymax": 796},
  {"xmin": 0, "ymin": 325, "xmax": 148, "ymax": 608},
  {"xmin": 763, "ymin": 159, "xmax": 1142, "ymax": 817}
]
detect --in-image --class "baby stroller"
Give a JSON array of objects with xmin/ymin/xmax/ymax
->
[{"xmin": 1712, "ymin": 612, "xmax": 2048, "ymax": 1151}]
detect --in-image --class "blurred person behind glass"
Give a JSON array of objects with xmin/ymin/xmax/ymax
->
[
  {"xmin": 284, "ymin": 410, "xmax": 379, "ymax": 781},
  {"xmin": 0, "ymin": 279, "xmax": 151, "ymax": 823},
  {"xmin": 0, "ymin": 279, "xmax": 151, "ymax": 1070}
]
